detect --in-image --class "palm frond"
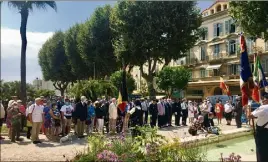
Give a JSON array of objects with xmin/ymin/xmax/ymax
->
[{"xmin": 7, "ymin": 1, "xmax": 57, "ymax": 12}]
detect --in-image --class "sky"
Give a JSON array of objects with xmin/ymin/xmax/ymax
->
[{"xmin": 1, "ymin": 1, "xmax": 213, "ymax": 83}]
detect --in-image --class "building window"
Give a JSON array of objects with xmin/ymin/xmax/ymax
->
[
  {"xmin": 200, "ymin": 69, "xmax": 206, "ymax": 78},
  {"xmin": 200, "ymin": 27, "xmax": 208, "ymax": 40},
  {"xmin": 261, "ymin": 59, "xmax": 268, "ymax": 73},
  {"xmin": 265, "ymin": 41, "xmax": 268, "ymax": 51},
  {"xmin": 211, "ymin": 9, "xmax": 214, "ymax": 14},
  {"xmin": 189, "ymin": 71, "xmax": 193, "ymax": 80},
  {"xmin": 200, "ymin": 46, "xmax": 206, "ymax": 61},
  {"xmin": 228, "ymin": 64, "xmax": 240, "ymax": 75},
  {"xmin": 223, "ymin": 4, "xmax": 227, "ymax": 10},
  {"xmin": 181, "ymin": 60, "xmax": 184, "ymax": 65},
  {"xmin": 246, "ymin": 38, "xmax": 253, "ymax": 54},
  {"xmin": 216, "ymin": 5, "xmax": 221, "ymax": 12},
  {"xmin": 225, "ymin": 19, "xmax": 236, "ymax": 35},
  {"xmin": 214, "ymin": 23, "xmax": 223, "ymax": 37},
  {"xmin": 229, "ymin": 40, "xmax": 236, "ymax": 55},
  {"xmin": 214, "ymin": 44, "xmax": 220, "ymax": 56}
]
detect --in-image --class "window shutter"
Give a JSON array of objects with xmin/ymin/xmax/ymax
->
[
  {"xmin": 226, "ymin": 40, "xmax": 229, "ymax": 55},
  {"xmin": 214, "ymin": 45, "xmax": 217, "ymax": 55},
  {"xmin": 213, "ymin": 24, "xmax": 217, "ymax": 37},
  {"xmin": 205, "ymin": 27, "xmax": 208, "ymax": 40},
  {"xmin": 225, "ymin": 21, "xmax": 229, "ymax": 35},
  {"xmin": 219, "ymin": 23, "xmax": 223, "ymax": 36}
]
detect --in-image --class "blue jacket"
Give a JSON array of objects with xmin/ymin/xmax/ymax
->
[{"xmin": 87, "ymin": 105, "xmax": 95, "ymax": 120}]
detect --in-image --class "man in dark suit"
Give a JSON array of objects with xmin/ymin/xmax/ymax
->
[
  {"xmin": 173, "ymin": 98, "xmax": 182, "ymax": 126},
  {"xmin": 149, "ymin": 99, "xmax": 158, "ymax": 128},
  {"xmin": 234, "ymin": 96, "xmax": 243, "ymax": 128},
  {"xmin": 74, "ymin": 96, "xmax": 88, "ymax": 138}
]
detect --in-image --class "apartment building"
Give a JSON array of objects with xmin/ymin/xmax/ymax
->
[
  {"xmin": 32, "ymin": 78, "xmax": 61, "ymax": 96},
  {"xmin": 171, "ymin": 1, "xmax": 268, "ymax": 101}
]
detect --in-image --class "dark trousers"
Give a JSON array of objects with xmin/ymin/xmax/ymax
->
[
  {"xmin": 168, "ymin": 113, "xmax": 172, "ymax": 126},
  {"xmin": 150, "ymin": 115, "xmax": 157, "ymax": 128},
  {"xmin": 204, "ymin": 113, "xmax": 210, "ymax": 128},
  {"xmin": 235, "ymin": 114, "xmax": 242, "ymax": 128},
  {"xmin": 143, "ymin": 110, "xmax": 148, "ymax": 125},
  {"xmin": 175, "ymin": 114, "xmax": 181, "ymax": 126},
  {"xmin": 27, "ymin": 127, "xmax": 32, "ymax": 139},
  {"xmin": 181, "ymin": 109, "xmax": 188, "ymax": 125},
  {"xmin": 158, "ymin": 115, "xmax": 165, "ymax": 127},
  {"xmin": 11, "ymin": 123, "xmax": 20, "ymax": 142},
  {"xmin": 255, "ymin": 125, "xmax": 268, "ymax": 162},
  {"xmin": 21, "ymin": 116, "xmax": 26, "ymax": 131},
  {"xmin": 209, "ymin": 118, "xmax": 214, "ymax": 127},
  {"xmin": 104, "ymin": 116, "xmax": 109, "ymax": 133}
]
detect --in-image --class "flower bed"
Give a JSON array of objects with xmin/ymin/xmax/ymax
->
[{"xmin": 71, "ymin": 126, "xmax": 207, "ymax": 162}]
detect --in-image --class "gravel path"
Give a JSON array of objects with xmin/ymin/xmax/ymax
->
[{"xmin": 1, "ymin": 134, "xmax": 88, "ymax": 161}]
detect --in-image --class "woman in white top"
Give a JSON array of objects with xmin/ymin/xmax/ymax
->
[
  {"xmin": 224, "ymin": 100, "xmax": 233, "ymax": 125},
  {"xmin": 188, "ymin": 101, "xmax": 195, "ymax": 124}
]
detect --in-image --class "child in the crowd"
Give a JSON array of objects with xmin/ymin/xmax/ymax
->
[
  {"xmin": 86, "ymin": 100, "xmax": 95, "ymax": 135},
  {"xmin": 49, "ymin": 103, "xmax": 61, "ymax": 140},
  {"xmin": 43, "ymin": 102, "xmax": 52, "ymax": 138}
]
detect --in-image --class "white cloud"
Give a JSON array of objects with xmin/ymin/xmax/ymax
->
[{"xmin": 1, "ymin": 27, "xmax": 53, "ymax": 83}]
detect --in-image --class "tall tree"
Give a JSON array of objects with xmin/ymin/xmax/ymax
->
[
  {"xmin": 229, "ymin": 1, "xmax": 268, "ymax": 41},
  {"xmin": 38, "ymin": 31, "xmax": 75, "ymax": 96},
  {"xmin": 156, "ymin": 67, "xmax": 191, "ymax": 98},
  {"xmin": 111, "ymin": 1, "xmax": 201, "ymax": 97},
  {"xmin": 7, "ymin": 1, "xmax": 57, "ymax": 106},
  {"xmin": 77, "ymin": 5, "xmax": 118, "ymax": 79},
  {"xmin": 64, "ymin": 23, "xmax": 89, "ymax": 80},
  {"xmin": 110, "ymin": 70, "xmax": 136, "ymax": 94}
]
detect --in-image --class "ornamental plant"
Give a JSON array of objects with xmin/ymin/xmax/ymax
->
[{"xmin": 219, "ymin": 153, "xmax": 242, "ymax": 162}]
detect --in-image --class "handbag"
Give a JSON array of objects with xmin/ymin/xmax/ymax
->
[{"xmin": 27, "ymin": 105, "xmax": 35, "ymax": 122}]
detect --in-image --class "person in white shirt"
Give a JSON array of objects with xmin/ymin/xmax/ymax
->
[
  {"xmin": 249, "ymin": 94, "xmax": 268, "ymax": 162},
  {"xmin": 29, "ymin": 98, "xmax": 44, "ymax": 144},
  {"xmin": 224, "ymin": 100, "xmax": 233, "ymax": 125},
  {"xmin": 0, "ymin": 101, "xmax": 5, "ymax": 140},
  {"xmin": 181, "ymin": 98, "xmax": 188, "ymax": 126},
  {"xmin": 60, "ymin": 98, "xmax": 74, "ymax": 136},
  {"xmin": 109, "ymin": 98, "xmax": 118, "ymax": 134},
  {"xmin": 141, "ymin": 98, "xmax": 149, "ymax": 125}
]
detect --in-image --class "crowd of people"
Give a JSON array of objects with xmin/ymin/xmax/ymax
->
[{"xmin": 0, "ymin": 95, "xmax": 248, "ymax": 144}]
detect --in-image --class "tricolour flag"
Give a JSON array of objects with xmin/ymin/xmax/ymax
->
[
  {"xmin": 117, "ymin": 68, "xmax": 128, "ymax": 112},
  {"xmin": 253, "ymin": 53, "xmax": 268, "ymax": 98},
  {"xmin": 240, "ymin": 35, "xmax": 255, "ymax": 106},
  {"xmin": 220, "ymin": 77, "xmax": 231, "ymax": 96}
]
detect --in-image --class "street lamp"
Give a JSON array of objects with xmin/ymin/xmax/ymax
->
[{"xmin": 93, "ymin": 62, "xmax": 96, "ymax": 80}]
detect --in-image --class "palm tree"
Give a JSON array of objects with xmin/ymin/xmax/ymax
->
[{"xmin": 7, "ymin": 1, "xmax": 57, "ymax": 105}]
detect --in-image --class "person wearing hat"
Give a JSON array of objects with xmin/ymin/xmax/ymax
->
[
  {"xmin": 7, "ymin": 102, "xmax": 22, "ymax": 142},
  {"xmin": 234, "ymin": 96, "xmax": 243, "ymax": 128},
  {"xmin": 60, "ymin": 98, "xmax": 74, "ymax": 136},
  {"xmin": 28, "ymin": 98, "xmax": 44, "ymax": 144},
  {"xmin": 249, "ymin": 93, "xmax": 268, "ymax": 162}
]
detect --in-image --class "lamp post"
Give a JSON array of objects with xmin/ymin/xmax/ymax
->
[{"xmin": 93, "ymin": 62, "xmax": 96, "ymax": 80}]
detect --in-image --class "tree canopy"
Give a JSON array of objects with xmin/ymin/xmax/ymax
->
[
  {"xmin": 77, "ymin": 5, "xmax": 118, "ymax": 79},
  {"xmin": 111, "ymin": 1, "xmax": 201, "ymax": 97},
  {"xmin": 110, "ymin": 70, "xmax": 136, "ymax": 94},
  {"xmin": 229, "ymin": 1, "xmax": 268, "ymax": 41},
  {"xmin": 156, "ymin": 67, "xmax": 191, "ymax": 97},
  {"xmin": 38, "ymin": 31, "xmax": 75, "ymax": 96}
]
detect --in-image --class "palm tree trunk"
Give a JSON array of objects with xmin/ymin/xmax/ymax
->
[{"xmin": 20, "ymin": 8, "xmax": 29, "ymax": 106}]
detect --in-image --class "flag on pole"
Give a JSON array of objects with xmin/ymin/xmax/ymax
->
[
  {"xmin": 240, "ymin": 35, "xmax": 255, "ymax": 106},
  {"xmin": 252, "ymin": 53, "xmax": 261, "ymax": 102},
  {"xmin": 253, "ymin": 53, "xmax": 268, "ymax": 96},
  {"xmin": 117, "ymin": 61, "xmax": 128, "ymax": 112},
  {"xmin": 220, "ymin": 77, "xmax": 231, "ymax": 96}
]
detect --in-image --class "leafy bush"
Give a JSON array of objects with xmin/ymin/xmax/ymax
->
[{"xmin": 74, "ymin": 126, "xmax": 207, "ymax": 162}]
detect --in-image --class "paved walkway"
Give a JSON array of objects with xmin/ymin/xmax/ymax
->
[{"xmin": 0, "ymin": 119, "xmax": 253, "ymax": 161}]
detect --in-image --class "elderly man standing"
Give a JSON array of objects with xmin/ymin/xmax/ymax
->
[
  {"xmin": 29, "ymin": 98, "xmax": 44, "ymax": 144},
  {"xmin": 249, "ymin": 94, "xmax": 268, "ymax": 162},
  {"xmin": 74, "ymin": 96, "xmax": 88, "ymax": 138},
  {"xmin": 234, "ymin": 96, "xmax": 243, "ymax": 128},
  {"xmin": 109, "ymin": 98, "xmax": 117, "ymax": 134}
]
